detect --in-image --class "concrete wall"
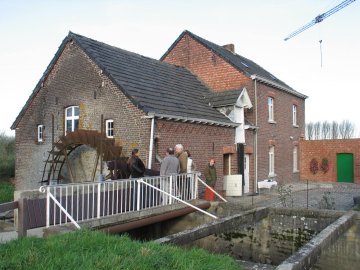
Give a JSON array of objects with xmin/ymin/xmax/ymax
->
[{"xmin": 299, "ymin": 139, "xmax": 360, "ymax": 183}]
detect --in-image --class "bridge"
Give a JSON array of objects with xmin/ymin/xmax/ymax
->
[{"xmin": 3, "ymin": 172, "xmax": 226, "ymax": 237}]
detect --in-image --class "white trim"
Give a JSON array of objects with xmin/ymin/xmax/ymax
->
[
  {"xmin": 269, "ymin": 146, "xmax": 275, "ymax": 176},
  {"xmin": 292, "ymin": 104, "xmax": 297, "ymax": 126},
  {"xmin": 105, "ymin": 119, "xmax": 114, "ymax": 138},
  {"xmin": 268, "ymin": 97, "xmax": 274, "ymax": 122},
  {"xmin": 65, "ymin": 106, "xmax": 79, "ymax": 135}
]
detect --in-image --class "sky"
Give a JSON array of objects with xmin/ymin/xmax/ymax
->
[{"xmin": 1, "ymin": 0, "xmax": 359, "ymax": 136}]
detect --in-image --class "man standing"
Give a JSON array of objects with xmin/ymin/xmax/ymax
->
[
  {"xmin": 160, "ymin": 147, "xmax": 180, "ymax": 204},
  {"xmin": 204, "ymin": 158, "xmax": 217, "ymax": 201},
  {"xmin": 175, "ymin": 144, "xmax": 188, "ymax": 199}
]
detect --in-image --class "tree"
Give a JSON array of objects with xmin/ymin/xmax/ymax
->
[
  {"xmin": 305, "ymin": 122, "xmax": 314, "ymax": 140},
  {"xmin": 339, "ymin": 120, "xmax": 354, "ymax": 139},
  {"xmin": 321, "ymin": 121, "xmax": 331, "ymax": 139},
  {"xmin": 331, "ymin": 121, "xmax": 339, "ymax": 139},
  {"xmin": 314, "ymin": 121, "xmax": 321, "ymax": 140}
]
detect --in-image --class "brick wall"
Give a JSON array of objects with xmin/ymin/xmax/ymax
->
[
  {"xmin": 153, "ymin": 120, "xmax": 236, "ymax": 192},
  {"xmin": 163, "ymin": 33, "xmax": 306, "ymax": 186},
  {"xmin": 299, "ymin": 139, "xmax": 360, "ymax": 183},
  {"xmin": 163, "ymin": 34, "xmax": 253, "ymax": 92},
  {"xmin": 14, "ymin": 42, "xmax": 151, "ymax": 190}
]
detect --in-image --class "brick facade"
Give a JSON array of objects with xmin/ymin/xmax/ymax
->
[
  {"xmin": 14, "ymin": 42, "xmax": 151, "ymax": 190},
  {"xmin": 162, "ymin": 33, "xmax": 306, "ymax": 187},
  {"xmin": 153, "ymin": 120, "xmax": 236, "ymax": 191},
  {"xmin": 299, "ymin": 139, "xmax": 360, "ymax": 184}
]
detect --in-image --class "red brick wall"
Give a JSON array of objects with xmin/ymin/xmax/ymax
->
[
  {"xmin": 153, "ymin": 120, "xmax": 237, "ymax": 191},
  {"xmin": 14, "ymin": 42, "xmax": 151, "ymax": 190},
  {"xmin": 163, "ymin": 34, "xmax": 253, "ymax": 92},
  {"xmin": 299, "ymin": 139, "xmax": 360, "ymax": 184},
  {"xmin": 163, "ymin": 33, "xmax": 306, "ymax": 186}
]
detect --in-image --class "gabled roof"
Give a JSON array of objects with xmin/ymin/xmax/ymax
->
[
  {"xmin": 12, "ymin": 32, "xmax": 237, "ymax": 129},
  {"xmin": 205, "ymin": 89, "xmax": 242, "ymax": 108},
  {"xmin": 161, "ymin": 30, "xmax": 307, "ymax": 99}
]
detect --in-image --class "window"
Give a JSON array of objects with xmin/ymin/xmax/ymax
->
[
  {"xmin": 37, "ymin": 125, "xmax": 44, "ymax": 142},
  {"xmin": 65, "ymin": 106, "xmax": 79, "ymax": 135},
  {"xmin": 293, "ymin": 146, "xmax": 298, "ymax": 172},
  {"xmin": 268, "ymin": 97, "xmax": 274, "ymax": 122},
  {"xmin": 292, "ymin": 105, "xmax": 298, "ymax": 126},
  {"xmin": 269, "ymin": 146, "xmax": 275, "ymax": 176},
  {"xmin": 106, "ymin": 119, "xmax": 114, "ymax": 138}
]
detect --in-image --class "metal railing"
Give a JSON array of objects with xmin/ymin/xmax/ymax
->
[{"xmin": 39, "ymin": 172, "xmax": 201, "ymax": 228}]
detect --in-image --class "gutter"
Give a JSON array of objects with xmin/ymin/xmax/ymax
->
[
  {"xmin": 250, "ymin": 74, "xmax": 308, "ymax": 99},
  {"xmin": 143, "ymin": 113, "xmax": 238, "ymax": 128}
]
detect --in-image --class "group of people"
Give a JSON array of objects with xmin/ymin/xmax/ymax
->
[{"xmin": 126, "ymin": 145, "xmax": 218, "ymax": 201}]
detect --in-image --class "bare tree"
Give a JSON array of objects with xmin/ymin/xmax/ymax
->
[
  {"xmin": 321, "ymin": 121, "xmax": 331, "ymax": 139},
  {"xmin": 339, "ymin": 120, "xmax": 355, "ymax": 139},
  {"xmin": 314, "ymin": 121, "xmax": 321, "ymax": 140},
  {"xmin": 306, "ymin": 122, "xmax": 314, "ymax": 140},
  {"xmin": 331, "ymin": 121, "xmax": 339, "ymax": 139}
]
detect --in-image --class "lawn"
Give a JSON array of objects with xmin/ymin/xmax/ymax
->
[{"xmin": 0, "ymin": 229, "xmax": 242, "ymax": 270}]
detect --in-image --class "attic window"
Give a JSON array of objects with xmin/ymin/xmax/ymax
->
[
  {"xmin": 37, "ymin": 125, "xmax": 44, "ymax": 142},
  {"xmin": 106, "ymin": 119, "xmax": 114, "ymax": 138},
  {"xmin": 241, "ymin": 62, "xmax": 249, "ymax": 68}
]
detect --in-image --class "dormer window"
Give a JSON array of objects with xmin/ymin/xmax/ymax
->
[
  {"xmin": 65, "ymin": 106, "xmax": 79, "ymax": 135},
  {"xmin": 106, "ymin": 119, "xmax": 114, "ymax": 138}
]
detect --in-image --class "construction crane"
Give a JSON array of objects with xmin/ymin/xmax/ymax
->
[{"xmin": 284, "ymin": 0, "xmax": 356, "ymax": 41}]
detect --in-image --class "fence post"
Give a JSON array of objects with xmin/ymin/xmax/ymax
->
[
  {"xmin": 17, "ymin": 198, "xmax": 28, "ymax": 237},
  {"xmin": 136, "ymin": 179, "xmax": 141, "ymax": 211},
  {"xmin": 169, "ymin": 175, "xmax": 173, "ymax": 204},
  {"xmin": 97, "ymin": 182, "xmax": 101, "ymax": 218}
]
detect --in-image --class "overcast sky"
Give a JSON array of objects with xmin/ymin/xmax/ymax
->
[{"xmin": 1, "ymin": 0, "xmax": 359, "ymax": 136}]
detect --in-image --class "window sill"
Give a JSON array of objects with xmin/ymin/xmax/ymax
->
[
  {"xmin": 293, "ymin": 170, "xmax": 299, "ymax": 173},
  {"xmin": 268, "ymin": 120, "xmax": 277, "ymax": 124},
  {"xmin": 293, "ymin": 125, "xmax": 299, "ymax": 128},
  {"xmin": 268, "ymin": 173, "xmax": 276, "ymax": 178}
]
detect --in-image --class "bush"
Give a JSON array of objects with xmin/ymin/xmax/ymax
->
[
  {"xmin": 0, "ymin": 177, "xmax": 15, "ymax": 203},
  {"xmin": 0, "ymin": 131, "xmax": 15, "ymax": 177}
]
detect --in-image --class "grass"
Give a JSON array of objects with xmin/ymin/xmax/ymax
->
[
  {"xmin": 0, "ymin": 177, "xmax": 14, "ymax": 203},
  {"xmin": 0, "ymin": 230, "xmax": 242, "ymax": 270}
]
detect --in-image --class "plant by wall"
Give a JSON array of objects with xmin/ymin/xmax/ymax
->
[
  {"xmin": 320, "ymin": 158, "xmax": 329, "ymax": 174},
  {"xmin": 310, "ymin": 158, "xmax": 319, "ymax": 174}
]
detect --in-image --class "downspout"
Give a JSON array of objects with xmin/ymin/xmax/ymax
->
[
  {"xmin": 148, "ymin": 116, "xmax": 155, "ymax": 169},
  {"xmin": 254, "ymin": 78, "xmax": 258, "ymax": 193}
]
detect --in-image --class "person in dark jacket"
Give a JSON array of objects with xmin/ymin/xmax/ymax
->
[
  {"xmin": 204, "ymin": 158, "xmax": 217, "ymax": 200},
  {"xmin": 127, "ymin": 149, "xmax": 145, "ymax": 178}
]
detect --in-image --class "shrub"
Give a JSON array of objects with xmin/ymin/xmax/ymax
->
[
  {"xmin": 310, "ymin": 158, "xmax": 319, "ymax": 174},
  {"xmin": 0, "ymin": 131, "xmax": 15, "ymax": 177}
]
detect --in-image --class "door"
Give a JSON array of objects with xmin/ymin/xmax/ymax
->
[
  {"xmin": 336, "ymin": 153, "xmax": 354, "ymax": 183},
  {"xmin": 244, "ymin": 154, "xmax": 250, "ymax": 193}
]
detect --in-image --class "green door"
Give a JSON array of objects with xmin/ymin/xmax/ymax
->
[{"xmin": 336, "ymin": 153, "xmax": 354, "ymax": 183}]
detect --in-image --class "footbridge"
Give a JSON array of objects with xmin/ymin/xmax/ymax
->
[{"xmin": 14, "ymin": 172, "xmax": 226, "ymax": 236}]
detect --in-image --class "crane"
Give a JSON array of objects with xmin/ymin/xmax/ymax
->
[{"xmin": 284, "ymin": 0, "xmax": 356, "ymax": 41}]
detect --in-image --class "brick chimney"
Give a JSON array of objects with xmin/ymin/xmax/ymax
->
[{"xmin": 222, "ymin": 44, "xmax": 235, "ymax": 53}]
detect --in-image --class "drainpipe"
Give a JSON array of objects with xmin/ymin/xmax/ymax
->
[
  {"xmin": 254, "ymin": 78, "xmax": 258, "ymax": 193},
  {"xmin": 148, "ymin": 116, "xmax": 155, "ymax": 169}
]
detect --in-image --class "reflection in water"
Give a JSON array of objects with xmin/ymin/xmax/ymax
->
[{"xmin": 312, "ymin": 222, "xmax": 360, "ymax": 270}]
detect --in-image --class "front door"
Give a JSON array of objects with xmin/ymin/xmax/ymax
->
[
  {"xmin": 244, "ymin": 154, "xmax": 250, "ymax": 193},
  {"xmin": 337, "ymin": 153, "xmax": 354, "ymax": 183}
]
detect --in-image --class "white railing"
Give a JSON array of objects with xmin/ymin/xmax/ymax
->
[{"xmin": 39, "ymin": 172, "xmax": 201, "ymax": 228}]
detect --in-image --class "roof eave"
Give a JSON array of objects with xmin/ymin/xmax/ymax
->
[
  {"xmin": 144, "ymin": 112, "xmax": 238, "ymax": 127},
  {"xmin": 250, "ymin": 74, "xmax": 308, "ymax": 99}
]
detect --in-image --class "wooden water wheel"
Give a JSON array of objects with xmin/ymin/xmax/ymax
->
[{"xmin": 41, "ymin": 129, "xmax": 123, "ymax": 184}]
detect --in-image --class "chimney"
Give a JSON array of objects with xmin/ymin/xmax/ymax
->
[{"xmin": 222, "ymin": 44, "xmax": 235, "ymax": 53}]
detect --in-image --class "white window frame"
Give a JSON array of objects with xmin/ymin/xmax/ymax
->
[
  {"xmin": 37, "ymin": 125, "xmax": 44, "ymax": 142},
  {"xmin": 293, "ymin": 146, "xmax": 298, "ymax": 172},
  {"xmin": 269, "ymin": 146, "xmax": 275, "ymax": 177},
  {"xmin": 106, "ymin": 119, "xmax": 114, "ymax": 138},
  {"xmin": 292, "ymin": 104, "xmax": 298, "ymax": 127},
  {"xmin": 268, "ymin": 97, "xmax": 274, "ymax": 122},
  {"xmin": 65, "ymin": 106, "xmax": 79, "ymax": 135}
]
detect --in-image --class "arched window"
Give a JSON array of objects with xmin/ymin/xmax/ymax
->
[
  {"xmin": 293, "ymin": 146, "xmax": 298, "ymax": 172},
  {"xmin": 269, "ymin": 146, "xmax": 275, "ymax": 177},
  {"xmin": 65, "ymin": 106, "xmax": 79, "ymax": 135},
  {"xmin": 268, "ymin": 97, "xmax": 274, "ymax": 122}
]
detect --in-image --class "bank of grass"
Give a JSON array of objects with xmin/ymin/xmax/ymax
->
[
  {"xmin": 0, "ymin": 229, "xmax": 242, "ymax": 270},
  {"xmin": 0, "ymin": 177, "xmax": 14, "ymax": 203}
]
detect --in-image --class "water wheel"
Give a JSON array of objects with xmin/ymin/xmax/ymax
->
[{"xmin": 41, "ymin": 129, "xmax": 123, "ymax": 184}]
